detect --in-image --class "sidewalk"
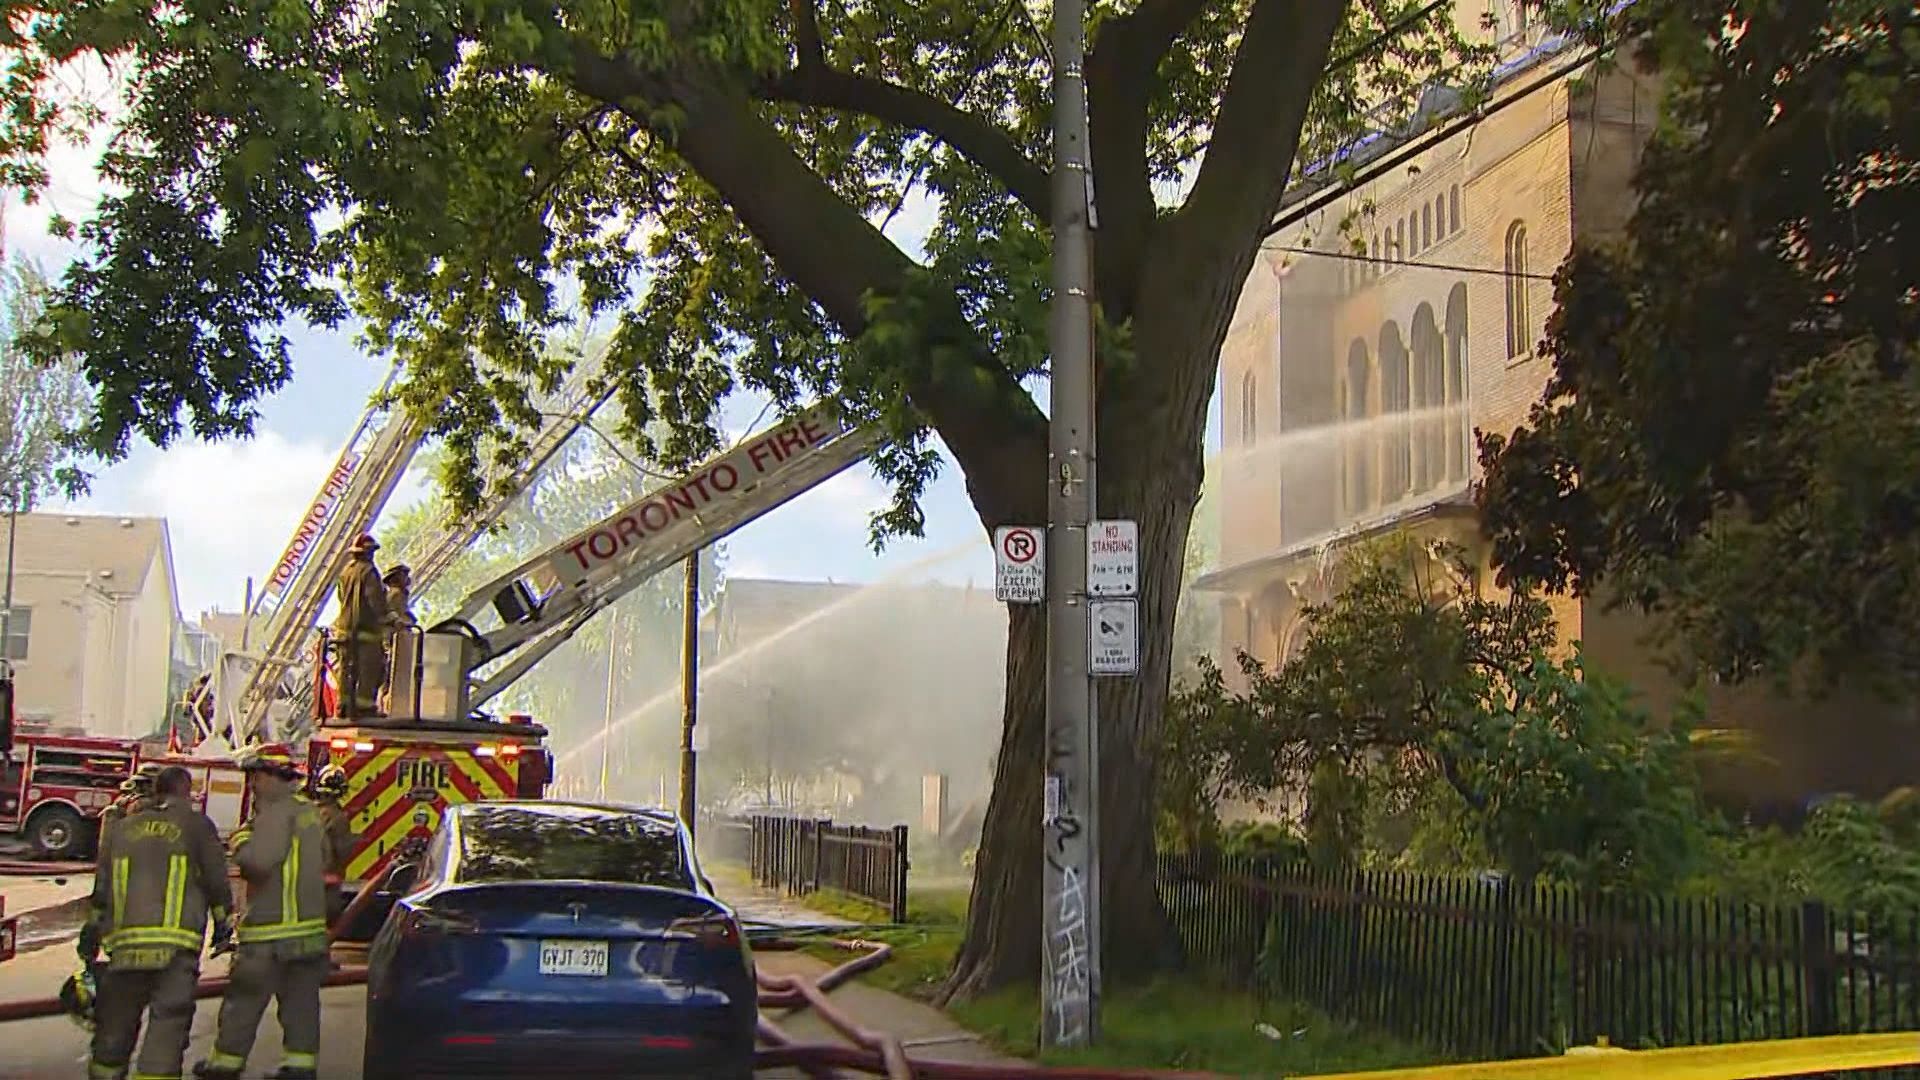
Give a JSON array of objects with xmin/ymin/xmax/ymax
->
[{"xmin": 757, "ymin": 950, "xmax": 1028, "ymax": 1074}]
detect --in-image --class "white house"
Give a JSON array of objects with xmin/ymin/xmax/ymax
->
[{"xmin": 2, "ymin": 512, "xmax": 180, "ymax": 738}]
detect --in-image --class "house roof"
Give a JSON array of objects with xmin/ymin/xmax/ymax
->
[{"xmin": 9, "ymin": 512, "xmax": 171, "ymax": 595}]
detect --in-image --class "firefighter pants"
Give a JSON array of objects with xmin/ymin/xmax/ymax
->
[
  {"xmin": 90, "ymin": 951, "xmax": 199, "ymax": 1080},
  {"xmin": 204, "ymin": 945, "xmax": 327, "ymax": 1075},
  {"xmin": 335, "ymin": 635, "xmax": 387, "ymax": 717}
]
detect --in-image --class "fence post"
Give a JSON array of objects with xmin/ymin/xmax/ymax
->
[
  {"xmin": 1801, "ymin": 900, "xmax": 1837, "ymax": 1036},
  {"xmin": 891, "ymin": 823, "xmax": 910, "ymax": 924},
  {"xmin": 1490, "ymin": 875, "xmax": 1516, "ymax": 1057},
  {"xmin": 812, "ymin": 818, "xmax": 830, "ymax": 895}
]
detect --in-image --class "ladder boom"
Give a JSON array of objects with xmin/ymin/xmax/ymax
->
[{"xmin": 432, "ymin": 402, "xmax": 881, "ymax": 709}]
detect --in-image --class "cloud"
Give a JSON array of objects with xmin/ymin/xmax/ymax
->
[{"xmin": 59, "ymin": 429, "xmax": 427, "ymax": 620}]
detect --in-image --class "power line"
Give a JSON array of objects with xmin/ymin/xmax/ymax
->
[{"xmin": 1263, "ymin": 242, "xmax": 1555, "ymax": 282}]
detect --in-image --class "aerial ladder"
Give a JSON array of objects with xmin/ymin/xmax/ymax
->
[
  {"xmin": 193, "ymin": 347, "xmax": 617, "ymax": 749},
  {"xmin": 364, "ymin": 400, "xmax": 883, "ymax": 724}
]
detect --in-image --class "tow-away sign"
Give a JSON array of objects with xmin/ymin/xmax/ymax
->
[
  {"xmin": 993, "ymin": 525, "xmax": 1045, "ymax": 604},
  {"xmin": 1087, "ymin": 519, "xmax": 1139, "ymax": 597}
]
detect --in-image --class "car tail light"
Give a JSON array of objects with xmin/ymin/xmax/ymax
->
[
  {"xmin": 667, "ymin": 915, "xmax": 741, "ymax": 949},
  {"xmin": 641, "ymin": 1035, "xmax": 693, "ymax": 1050}
]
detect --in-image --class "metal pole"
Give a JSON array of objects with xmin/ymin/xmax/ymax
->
[
  {"xmin": 677, "ymin": 551, "xmax": 700, "ymax": 838},
  {"xmin": 599, "ymin": 609, "xmax": 618, "ymax": 802},
  {"xmin": 1043, "ymin": 0, "xmax": 1100, "ymax": 1050},
  {"xmin": 1, "ymin": 493, "xmax": 17, "ymax": 656}
]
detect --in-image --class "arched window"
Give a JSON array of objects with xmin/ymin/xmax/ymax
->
[
  {"xmin": 1379, "ymin": 323, "xmax": 1411, "ymax": 502},
  {"xmin": 1505, "ymin": 221, "xmax": 1531, "ymax": 359},
  {"xmin": 1445, "ymin": 282, "xmax": 1470, "ymax": 481},
  {"xmin": 1395, "ymin": 220, "xmax": 1406, "ymax": 261},
  {"xmin": 1421, "ymin": 204, "xmax": 1433, "ymax": 249},
  {"xmin": 1412, "ymin": 303, "xmax": 1444, "ymax": 492},
  {"xmin": 1449, "ymin": 186, "xmax": 1461, "ymax": 233},
  {"xmin": 1239, "ymin": 370, "xmax": 1258, "ymax": 443},
  {"xmin": 1343, "ymin": 340, "xmax": 1373, "ymax": 513},
  {"xmin": 1408, "ymin": 212, "xmax": 1419, "ymax": 253}
]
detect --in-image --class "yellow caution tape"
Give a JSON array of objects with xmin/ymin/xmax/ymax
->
[{"xmin": 1305, "ymin": 1032, "xmax": 1920, "ymax": 1080}]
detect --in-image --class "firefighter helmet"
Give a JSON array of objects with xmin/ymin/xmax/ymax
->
[
  {"xmin": 116, "ymin": 778, "xmax": 142, "ymax": 796},
  {"xmin": 315, "ymin": 764, "xmax": 348, "ymax": 796},
  {"xmin": 59, "ymin": 962, "xmax": 99, "ymax": 1031},
  {"xmin": 239, "ymin": 744, "xmax": 303, "ymax": 778},
  {"xmin": 351, "ymin": 533, "xmax": 379, "ymax": 553}
]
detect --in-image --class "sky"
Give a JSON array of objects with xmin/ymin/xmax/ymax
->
[{"xmin": 6, "ymin": 122, "xmax": 1224, "ymax": 623}]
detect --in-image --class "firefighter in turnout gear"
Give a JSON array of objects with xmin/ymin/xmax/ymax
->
[
  {"xmin": 332, "ymin": 533, "xmax": 389, "ymax": 720},
  {"xmin": 195, "ymin": 746, "xmax": 333, "ymax": 1080},
  {"xmin": 82, "ymin": 765, "xmax": 234, "ymax": 1080},
  {"xmin": 310, "ymin": 765, "xmax": 354, "ymax": 924},
  {"xmin": 377, "ymin": 563, "xmax": 415, "ymax": 716}
]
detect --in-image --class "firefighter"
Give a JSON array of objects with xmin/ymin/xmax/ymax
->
[
  {"xmin": 331, "ymin": 534, "xmax": 389, "ymax": 720},
  {"xmin": 378, "ymin": 563, "xmax": 415, "ymax": 715},
  {"xmin": 82, "ymin": 764, "xmax": 234, "ymax": 1080},
  {"xmin": 195, "ymin": 745, "xmax": 332, "ymax": 1080},
  {"xmin": 310, "ymin": 765, "xmax": 354, "ymax": 924}
]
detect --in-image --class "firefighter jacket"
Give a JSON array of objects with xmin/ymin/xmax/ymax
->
[
  {"xmin": 95, "ymin": 794, "xmax": 151, "ymax": 861},
  {"xmin": 90, "ymin": 796, "xmax": 232, "ymax": 971},
  {"xmin": 333, "ymin": 554, "xmax": 388, "ymax": 643},
  {"xmin": 230, "ymin": 790, "xmax": 332, "ymax": 952}
]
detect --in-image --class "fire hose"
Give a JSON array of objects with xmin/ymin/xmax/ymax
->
[{"xmin": 0, "ymin": 883, "xmax": 1226, "ymax": 1079}]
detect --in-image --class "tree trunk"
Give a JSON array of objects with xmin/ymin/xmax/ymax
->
[{"xmin": 944, "ymin": 387, "xmax": 1205, "ymax": 998}]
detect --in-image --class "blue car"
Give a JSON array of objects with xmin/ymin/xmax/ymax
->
[{"xmin": 362, "ymin": 801, "xmax": 757, "ymax": 1078}]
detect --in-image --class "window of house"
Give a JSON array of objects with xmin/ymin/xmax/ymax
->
[
  {"xmin": 1240, "ymin": 370, "xmax": 1258, "ymax": 443},
  {"xmin": 1449, "ymin": 186, "xmax": 1461, "ymax": 233},
  {"xmin": 1434, "ymin": 194, "xmax": 1447, "ymax": 239},
  {"xmin": 1421, "ymin": 204, "xmax": 1432, "ymax": 249},
  {"xmin": 1395, "ymin": 220, "xmax": 1406, "ymax": 261},
  {"xmin": 1380, "ymin": 325, "xmax": 1412, "ymax": 501},
  {"xmin": 1343, "ymin": 341, "xmax": 1374, "ymax": 513},
  {"xmin": 1504, "ymin": 220, "xmax": 1531, "ymax": 359},
  {"xmin": 1, "ymin": 607, "xmax": 28, "ymax": 661},
  {"xmin": 1445, "ymin": 283, "xmax": 1470, "ymax": 481}
]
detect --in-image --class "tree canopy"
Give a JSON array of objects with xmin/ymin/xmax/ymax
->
[{"xmin": 1476, "ymin": 0, "xmax": 1920, "ymax": 695}]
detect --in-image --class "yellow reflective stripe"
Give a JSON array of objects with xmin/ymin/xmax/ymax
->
[
  {"xmin": 104, "ymin": 926, "xmax": 201, "ymax": 946},
  {"xmin": 282, "ymin": 1051, "xmax": 317, "ymax": 1068},
  {"xmin": 235, "ymin": 918, "xmax": 326, "ymax": 943},
  {"xmin": 163, "ymin": 853, "xmax": 186, "ymax": 930},
  {"xmin": 284, "ymin": 835, "xmax": 301, "ymax": 924},
  {"xmin": 132, "ymin": 1072, "xmax": 184, "ymax": 1079},
  {"xmin": 205, "ymin": 1050, "xmax": 246, "ymax": 1070},
  {"xmin": 111, "ymin": 856, "xmax": 129, "ymax": 929},
  {"xmin": 88, "ymin": 1059, "xmax": 123, "ymax": 1079}
]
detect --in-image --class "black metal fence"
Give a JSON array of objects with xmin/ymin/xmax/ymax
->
[
  {"xmin": 750, "ymin": 815, "xmax": 910, "ymax": 923},
  {"xmin": 1159, "ymin": 854, "xmax": 1920, "ymax": 1059}
]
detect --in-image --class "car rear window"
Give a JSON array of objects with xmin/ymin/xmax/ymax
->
[{"xmin": 451, "ymin": 806, "xmax": 694, "ymax": 890}]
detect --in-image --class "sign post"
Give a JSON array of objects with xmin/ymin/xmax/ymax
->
[{"xmin": 1043, "ymin": 0, "xmax": 1100, "ymax": 1049}]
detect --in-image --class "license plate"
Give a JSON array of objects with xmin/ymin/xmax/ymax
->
[{"xmin": 539, "ymin": 938, "xmax": 609, "ymax": 977}]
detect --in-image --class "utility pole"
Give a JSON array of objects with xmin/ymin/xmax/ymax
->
[
  {"xmin": 1, "ymin": 489, "xmax": 17, "ymax": 659},
  {"xmin": 598, "ymin": 609, "xmax": 619, "ymax": 802},
  {"xmin": 678, "ymin": 551, "xmax": 700, "ymax": 838},
  {"xmin": 1043, "ymin": 0, "xmax": 1100, "ymax": 1050}
]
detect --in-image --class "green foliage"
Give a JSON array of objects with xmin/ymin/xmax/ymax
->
[
  {"xmin": 1166, "ymin": 534, "xmax": 1706, "ymax": 888},
  {"xmin": 1696, "ymin": 798, "xmax": 1920, "ymax": 926},
  {"xmin": 1220, "ymin": 820, "xmax": 1308, "ymax": 864},
  {"xmin": 1476, "ymin": 0, "xmax": 1920, "ymax": 696}
]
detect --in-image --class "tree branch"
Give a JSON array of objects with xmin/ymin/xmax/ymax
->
[
  {"xmin": 562, "ymin": 41, "xmax": 1048, "ymax": 524},
  {"xmin": 1086, "ymin": 0, "xmax": 1213, "ymax": 317},
  {"xmin": 1173, "ymin": 0, "xmax": 1346, "ymax": 252},
  {"xmin": 759, "ymin": 65, "xmax": 1051, "ymax": 222},
  {"xmin": 789, "ymin": 0, "xmax": 824, "ymax": 67}
]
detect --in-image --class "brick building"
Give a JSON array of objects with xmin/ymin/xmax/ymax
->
[{"xmin": 1199, "ymin": 14, "xmax": 1916, "ymax": 805}]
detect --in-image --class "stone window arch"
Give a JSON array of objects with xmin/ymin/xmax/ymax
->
[
  {"xmin": 1505, "ymin": 220, "xmax": 1531, "ymax": 359},
  {"xmin": 1379, "ymin": 322, "xmax": 1411, "ymax": 501},
  {"xmin": 1342, "ymin": 339, "xmax": 1374, "ymax": 513},
  {"xmin": 1445, "ymin": 282, "xmax": 1470, "ymax": 480},
  {"xmin": 1412, "ymin": 303, "xmax": 1444, "ymax": 491}
]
